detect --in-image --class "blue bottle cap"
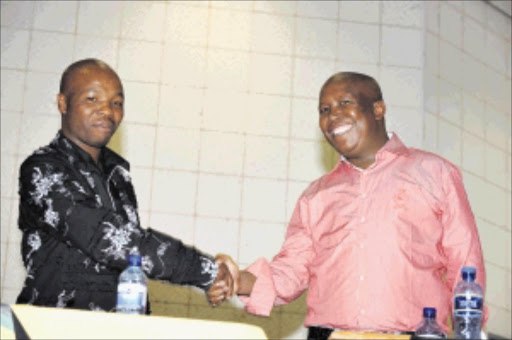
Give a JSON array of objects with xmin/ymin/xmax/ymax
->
[
  {"xmin": 128, "ymin": 254, "xmax": 141, "ymax": 266},
  {"xmin": 423, "ymin": 307, "xmax": 436, "ymax": 318},
  {"xmin": 461, "ymin": 266, "xmax": 476, "ymax": 281}
]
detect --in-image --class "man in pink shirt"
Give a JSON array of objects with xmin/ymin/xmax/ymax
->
[{"xmin": 211, "ymin": 72, "xmax": 486, "ymax": 339}]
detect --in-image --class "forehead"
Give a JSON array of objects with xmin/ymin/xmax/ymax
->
[
  {"xmin": 67, "ymin": 66, "xmax": 122, "ymax": 92},
  {"xmin": 320, "ymin": 79, "xmax": 361, "ymax": 99}
]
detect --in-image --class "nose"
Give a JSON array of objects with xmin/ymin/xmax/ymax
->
[
  {"xmin": 98, "ymin": 100, "xmax": 114, "ymax": 118},
  {"xmin": 329, "ymin": 106, "xmax": 343, "ymax": 120}
]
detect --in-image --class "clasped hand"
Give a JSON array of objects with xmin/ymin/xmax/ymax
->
[{"xmin": 205, "ymin": 254, "xmax": 239, "ymax": 307}]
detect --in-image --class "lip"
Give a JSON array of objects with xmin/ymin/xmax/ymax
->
[
  {"xmin": 92, "ymin": 121, "xmax": 115, "ymax": 132},
  {"xmin": 330, "ymin": 123, "xmax": 353, "ymax": 137}
]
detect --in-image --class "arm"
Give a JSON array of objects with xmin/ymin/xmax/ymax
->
[{"xmin": 19, "ymin": 158, "xmax": 217, "ymax": 289}]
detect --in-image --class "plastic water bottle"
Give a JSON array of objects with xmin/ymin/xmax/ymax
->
[
  {"xmin": 453, "ymin": 267, "xmax": 483, "ymax": 339},
  {"xmin": 413, "ymin": 307, "xmax": 447, "ymax": 339},
  {"xmin": 116, "ymin": 248, "xmax": 147, "ymax": 314}
]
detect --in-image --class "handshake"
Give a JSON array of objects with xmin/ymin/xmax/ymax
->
[{"xmin": 205, "ymin": 254, "xmax": 255, "ymax": 307}]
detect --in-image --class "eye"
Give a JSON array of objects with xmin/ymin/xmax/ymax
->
[
  {"xmin": 113, "ymin": 100, "xmax": 124, "ymax": 108},
  {"xmin": 319, "ymin": 106, "xmax": 330, "ymax": 115},
  {"xmin": 340, "ymin": 100, "xmax": 351, "ymax": 106},
  {"xmin": 86, "ymin": 96, "xmax": 97, "ymax": 102}
]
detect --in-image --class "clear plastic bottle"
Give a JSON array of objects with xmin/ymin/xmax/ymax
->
[
  {"xmin": 116, "ymin": 248, "xmax": 147, "ymax": 314},
  {"xmin": 413, "ymin": 307, "xmax": 447, "ymax": 339},
  {"xmin": 453, "ymin": 266, "xmax": 483, "ymax": 339}
]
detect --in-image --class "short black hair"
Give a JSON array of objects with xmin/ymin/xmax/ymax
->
[
  {"xmin": 321, "ymin": 72, "xmax": 383, "ymax": 112},
  {"xmin": 59, "ymin": 58, "xmax": 119, "ymax": 95}
]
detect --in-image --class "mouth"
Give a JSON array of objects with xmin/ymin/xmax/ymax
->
[
  {"xmin": 331, "ymin": 123, "xmax": 353, "ymax": 137},
  {"xmin": 92, "ymin": 121, "xmax": 115, "ymax": 133}
]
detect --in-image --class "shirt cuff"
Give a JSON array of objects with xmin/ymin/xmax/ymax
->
[{"xmin": 238, "ymin": 258, "xmax": 277, "ymax": 316}]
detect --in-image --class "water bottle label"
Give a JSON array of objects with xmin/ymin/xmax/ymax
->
[
  {"xmin": 116, "ymin": 283, "xmax": 147, "ymax": 314},
  {"xmin": 454, "ymin": 294, "xmax": 483, "ymax": 312}
]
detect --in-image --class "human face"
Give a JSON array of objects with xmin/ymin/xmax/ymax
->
[
  {"xmin": 58, "ymin": 66, "xmax": 124, "ymax": 160},
  {"xmin": 318, "ymin": 80, "xmax": 385, "ymax": 166}
]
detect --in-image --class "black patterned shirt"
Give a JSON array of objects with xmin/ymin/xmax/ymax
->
[{"xmin": 16, "ymin": 131, "xmax": 218, "ymax": 312}]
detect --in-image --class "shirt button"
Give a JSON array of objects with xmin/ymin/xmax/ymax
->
[
  {"xmin": 360, "ymin": 275, "xmax": 364, "ymax": 281},
  {"xmin": 361, "ymin": 193, "xmax": 367, "ymax": 198},
  {"xmin": 361, "ymin": 309, "xmax": 366, "ymax": 315},
  {"xmin": 359, "ymin": 244, "xmax": 364, "ymax": 249},
  {"xmin": 360, "ymin": 216, "xmax": 366, "ymax": 223}
]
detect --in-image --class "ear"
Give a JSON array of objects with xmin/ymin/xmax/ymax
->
[
  {"xmin": 57, "ymin": 93, "xmax": 68, "ymax": 115},
  {"xmin": 373, "ymin": 101, "xmax": 386, "ymax": 121}
]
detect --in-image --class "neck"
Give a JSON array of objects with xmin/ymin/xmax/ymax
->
[{"xmin": 347, "ymin": 132, "xmax": 389, "ymax": 169}]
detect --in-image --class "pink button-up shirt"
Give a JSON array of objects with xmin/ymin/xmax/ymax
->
[{"xmin": 241, "ymin": 134, "xmax": 486, "ymax": 334}]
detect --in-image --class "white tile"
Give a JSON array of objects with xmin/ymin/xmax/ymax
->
[
  {"xmin": 151, "ymin": 169, "xmax": 196, "ymax": 215},
  {"xmin": 483, "ymin": 32, "xmax": 508, "ymax": 77},
  {"xmin": 239, "ymin": 220, "xmax": 285, "ymax": 264},
  {"xmin": 295, "ymin": 18, "xmax": 337, "ymax": 59},
  {"xmin": 385, "ymin": 106, "xmax": 423, "ymax": 149},
  {"xmin": 462, "ymin": 132, "xmax": 485, "ymax": 176},
  {"xmin": 0, "ymin": 154, "xmax": 17, "ymax": 198},
  {"xmin": 254, "ymin": 1, "xmax": 296, "ymax": 15},
  {"xmin": 202, "ymin": 90, "xmax": 247, "ymax": 132},
  {"xmin": 1, "ymin": 112, "xmax": 21, "ymax": 155},
  {"xmin": 121, "ymin": 2, "xmax": 165, "ymax": 42},
  {"xmin": 462, "ymin": 93, "xmax": 485, "ymax": 138},
  {"xmin": 439, "ymin": 40, "xmax": 463, "ymax": 85},
  {"xmin": 208, "ymin": 9, "xmax": 251, "ymax": 50},
  {"xmin": 129, "ymin": 167, "xmax": 152, "ymax": 213},
  {"xmin": 380, "ymin": 67, "xmax": 422, "ymax": 107},
  {"xmin": 424, "ymin": 73, "xmax": 438, "ymax": 114},
  {"xmin": 122, "ymin": 81, "xmax": 159, "ymax": 125},
  {"xmin": 425, "ymin": 33, "xmax": 439, "ymax": 76},
  {"xmin": 155, "ymin": 127, "xmax": 200, "ymax": 171},
  {"xmin": 206, "ymin": 49, "xmax": 250, "ymax": 91},
  {"xmin": 440, "ymin": 2, "xmax": 462, "ymax": 47},
  {"xmin": 169, "ymin": 0, "xmax": 209, "ymax": 8},
  {"xmin": 286, "ymin": 181, "xmax": 309, "ymax": 222},
  {"xmin": 425, "ymin": 0, "xmax": 439, "ymax": 33},
  {"xmin": 244, "ymin": 136, "xmax": 288, "ymax": 179},
  {"xmin": 1, "ymin": 1, "xmax": 34, "ymax": 29},
  {"xmin": 107, "ymin": 123, "xmax": 155, "ymax": 167},
  {"xmin": 250, "ymin": 53, "xmax": 293, "ymax": 96},
  {"xmin": 297, "ymin": 1, "xmax": 338, "ymax": 19},
  {"xmin": 290, "ymin": 97, "xmax": 324, "ymax": 140},
  {"xmin": 485, "ymin": 144, "xmax": 508, "ymax": 188},
  {"xmin": 293, "ymin": 58, "xmax": 335, "ymax": 98},
  {"xmin": 199, "ymin": 131, "xmax": 244, "ymax": 175},
  {"xmin": 161, "ymin": 45, "xmax": 206, "ymax": 87},
  {"xmin": 149, "ymin": 213, "xmax": 195, "ymax": 247},
  {"xmin": 0, "ymin": 69, "xmax": 24, "ymax": 112},
  {"xmin": 210, "ymin": 1, "xmax": 253, "ymax": 11},
  {"xmin": 486, "ymin": 6, "xmax": 511, "ymax": 40},
  {"xmin": 251, "ymin": 13, "xmax": 294, "ymax": 55},
  {"xmin": 468, "ymin": 179, "xmax": 508, "ymax": 228},
  {"xmin": 485, "ymin": 67, "xmax": 509, "ymax": 114},
  {"xmin": 118, "ymin": 40, "xmax": 162, "ymax": 83},
  {"xmin": 461, "ymin": 55, "xmax": 486, "ymax": 100},
  {"xmin": 0, "ymin": 287, "xmax": 21, "ymax": 305},
  {"xmin": 382, "ymin": 1, "xmax": 423, "ymax": 28},
  {"xmin": 485, "ymin": 264, "xmax": 512, "ymax": 311},
  {"xmin": 158, "ymin": 86, "xmax": 203, "ymax": 129},
  {"xmin": 3, "ymin": 243, "xmax": 26, "ymax": 291},
  {"xmin": 438, "ymin": 80, "xmax": 462, "ymax": 125},
  {"xmin": 381, "ymin": 26, "xmax": 423, "ymax": 67},
  {"xmin": 485, "ymin": 105, "xmax": 510, "ymax": 150},
  {"xmin": 33, "ymin": 1, "xmax": 77, "ymax": 33},
  {"xmin": 196, "ymin": 174, "xmax": 241, "ymax": 219},
  {"xmin": 164, "ymin": 4, "xmax": 208, "ymax": 46},
  {"xmin": 27, "ymin": 31, "xmax": 74, "ymax": 73},
  {"xmin": 335, "ymin": 62, "xmax": 380, "ymax": 82},
  {"xmin": 77, "ymin": 1, "xmax": 123, "ymax": 38},
  {"xmin": 479, "ymin": 220, "xmax": 511, "ymax": 271},
  {"xmin": 23, "ymin": 72, "xmax": 60, "ymax": 116},
  {"xmin": 288, "ymin": 139, "xmax": 332, "ymax": 181},
  {"xmin": 463, "ymin": 0, "xmax": 487, "ymax": 25},
  {"xmin": 463, "ymin": 17, "xmax": 486, "ymax": 63},
  {"xmin": 73, "ymin": 36, "xmax": 118, "ymax": 69},
  {"xmin": 19, "ymin": 114, "xmax": 60, "ymax": 157},
  {"xmin": 195, "ymin": 217, "xmax": 239, "ymax": 260},
  {"xmin": 1, "ymin": 28, "xmax": 30, "ymax": 69},
  {"xmin": 438, "ymin": 120, "xmax": 461, "ymax": 166},
  {"xmin": 423, "ymin": 112, "xmax": 438, "ymax": 153},
  {"xmin": 486, "ymin": 305, "xmax": 511, "ymax": 338},
  {"xmin": 242, "ymin": 178, "xmax": 287, "ymax": 223},
  {"xmin": 339, "ymin": 1, "xmax": 379, "ymax": 23},
  {"xmin": 245, "ymin": 93, "xmax": 290, "ymax": 137},
  {"xmin": 338, "ymin": 22, "xmax": 380, "ymax": 64}
]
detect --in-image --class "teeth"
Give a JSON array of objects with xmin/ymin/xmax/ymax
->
[{"xmin": 332, "ymin": 125, "xmax": 352, "ymax": 135}]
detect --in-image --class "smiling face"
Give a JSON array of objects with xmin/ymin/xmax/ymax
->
[
  {"xmin": 57, "ymin": 64, "xmax": 124, "ymax": 162},
  {"xmin": 318, "ymin": 77, "xmax": 388, "ymax": 168}
]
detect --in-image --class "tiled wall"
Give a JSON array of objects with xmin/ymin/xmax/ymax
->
[
  {"xmin": 424, "ymin": 1, "xmax": 511, "ymax": 337},
  {"xmin": 0, "ymin": 1, "xmax": 509, "ymax": 338}
]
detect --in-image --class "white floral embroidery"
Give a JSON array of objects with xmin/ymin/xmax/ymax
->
[
  {"xmin": 28, "ymin": 288, "xmax": 39, "ymax": 304},
  {"xmin": 72, "ymin": 181, "xmax": 87, "ymax": 194},
  {"xmin": 56, "ymin": 290, "xmax": 75, "ymax": 308},
  {"xmin": 83, "ymin": 258, "xmax": 91, "ymax": 268},
  {"xmin": 80, "ymin": 169, "xmax": 95, "ymax": 189},
  {"xmin": 30, "ymin": 167, "xmax": 64, "ymax": 206},
  {"xmin": 101, "ymin": 222, "xmax": 131, "ymax": 260},
  {"xmin": 62, "ymin": 138, "xmax": 73, "ymax": 150},
  {"xmin": 95, "ymin": 194, "xmax": 102, "ymax": 207},
  {"xmin": 157, "ymin": 243, "xmax": 170, "ymax": 257},
  {"xmin": 89, "ymin": 302, "xmax": 104, "ymax": 312},
  {"xmin": 43, "ymin": 198, "xmax": 59, "ymax": 228},
  {"xmin": 117, "ymin": 166, "xmax": 131, "ymax": 182},
  {"xmin": 94, "ymin": 263, "xmax": 101, "ymax": 272},
  {"xmin": 141, "ymin": 255, "xmax": 154, "ymax": 274},
  {"xmin": 200, "ymin": 256, "xmax": 218, "ymax": 287},
  {"xmin": 123, "ymin": 205, "xmax": 138, "ymax": 225},
  {"xmin": 26, "ymin": 231, "xmax": 42, "ymax": 260},
  {"xmin": 26, "ymin": 259, "xmax": 35, "ymax": 279}
]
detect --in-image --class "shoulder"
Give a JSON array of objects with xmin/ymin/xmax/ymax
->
[
  {"xmin": 20, "ymin": 144, "xmax": 70, "ymax": 177},
  {"xmin": 404, "ymin": 147, "xmax": 461, "ymax": 176}
]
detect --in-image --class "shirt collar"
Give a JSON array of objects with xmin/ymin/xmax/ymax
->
[{"xmin": 336, "ymin": 132, "xmax": 409, "ymax": 171}]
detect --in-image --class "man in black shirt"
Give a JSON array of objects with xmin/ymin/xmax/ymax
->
[{"xmin": 16, "ymin": 58, "xmax": 232, "ymax": 311}]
